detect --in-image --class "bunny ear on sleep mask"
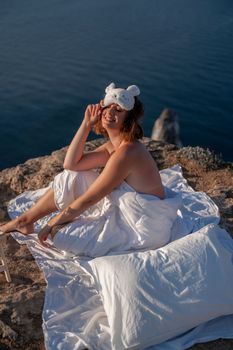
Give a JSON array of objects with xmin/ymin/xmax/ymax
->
[{"xmin": 103, "ymin": 82, "xmax": 140, "ymax": 111}]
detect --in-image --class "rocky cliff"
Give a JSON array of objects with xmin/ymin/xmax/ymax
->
[{"xmin": 0, "ymin": 138, "xmax": 232, "ymax": 350}]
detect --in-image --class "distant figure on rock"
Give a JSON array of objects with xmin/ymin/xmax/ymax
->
[{"xmin": 151, "ymin": 108, "xmax": 182, "ymax": 147}]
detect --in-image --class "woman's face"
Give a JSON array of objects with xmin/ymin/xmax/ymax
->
[{"xmin": 101, "ymin": 103, "xmax": 128, "ymax": 130}]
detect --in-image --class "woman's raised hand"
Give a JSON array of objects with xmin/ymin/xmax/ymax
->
[{"xmin": 84, "ymin": 101, "xmax": 104, "ymax": 129}]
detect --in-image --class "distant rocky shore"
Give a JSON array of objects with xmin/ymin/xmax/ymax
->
[{"xmin": 0, "ymin": 138, "xmax": 233, "ymax": 350}]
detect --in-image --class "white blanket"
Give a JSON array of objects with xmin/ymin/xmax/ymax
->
[
  {"xmin": 8, "ymin": 164, "xmax": 233, "ymax": 349},
  {"xmin": 50, "ymin": 173, "xmax": 183, "ymax": 257}
]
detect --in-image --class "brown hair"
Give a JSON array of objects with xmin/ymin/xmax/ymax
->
[{"xmin": 93, "ymin": 97, "xmax": 144, "ymax": 142}]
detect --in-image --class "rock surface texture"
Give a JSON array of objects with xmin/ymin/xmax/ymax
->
[{"xmin": 0, "ymin": 138, "xmax": 233, "ymax": 350}]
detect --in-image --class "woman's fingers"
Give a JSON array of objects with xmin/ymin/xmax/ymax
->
[
  {"xmin": 100, "ymin": 99, "xmax": 104, "ymax": 107},
  {"xmin": 92, "ymin": 104, "xmax": 97, "ymax": 116},
  {"xmin": 89, "ymin": 104, "xmax": 102, "ymax": 124},
  {"xmin": 88, "ymin": 102, "xmax": 103, "ymax": 115},
  {"xmin": 84, "ymin": 103, "xmax": 104, "ymax": 127},
  {"xmin": 92, "ymin": 104, "xmax": 100, "ymax": 115},
  {"xmin": 38, "ymin": 232, "xmax": 48, "ymax": 245},
  {"xmin": 38, "ymin": 234, "xmax": 48, "ymax": 246},
  {"xmin": 38, "ymin": 225, "xmax": 52, "ymax": 246}
]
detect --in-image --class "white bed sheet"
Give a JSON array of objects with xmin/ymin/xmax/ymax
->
[{"xmin": 8, "ymin": 164, "xmax": 233, "ymax": 349}]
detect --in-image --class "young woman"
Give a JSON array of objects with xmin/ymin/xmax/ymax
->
[{"xmin": 0, "ymin": 83, "xmax": 167, "ymax": 251}]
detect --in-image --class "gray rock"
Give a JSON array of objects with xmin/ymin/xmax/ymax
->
[
  {"xmin": 176, "ymin": 146, "xmax": 224, "ymax": 170},
  {"xmin": 151, "ymin": 108, "xmax": 182, "ymax": 147}
]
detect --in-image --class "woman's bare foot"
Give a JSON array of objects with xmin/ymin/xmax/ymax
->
[{"xmin": 0, "ymin": 217, "xmax": 34, "ymax": 235}]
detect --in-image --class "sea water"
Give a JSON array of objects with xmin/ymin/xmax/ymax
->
[{"xmin": 0, "ymin": 0, "xmax": 233, "ymax": 170}]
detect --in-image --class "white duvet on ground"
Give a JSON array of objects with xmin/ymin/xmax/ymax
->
[
  {"xmin": 87, "ymin": 224, "xmax": 233, "ymax": 350},
  {"xmin": 7, "ymin": 164, "xmax": 233, "ymax": 350},
  {"xmin": 49, "ymin": 168, "xmax": 183, "ymax": 257}
]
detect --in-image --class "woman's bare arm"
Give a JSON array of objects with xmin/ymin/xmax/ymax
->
[
  {"xmin": 63, "ymin": 102, "xmax": 108, "ymax": 170},
  {"xmin": 63, "ymin": 120, "xmax": 92, "ymax": 169},
  {"xmin": 47, "ymin": 146, "xmax": 135, "ymax": 228},
  {"xmin": 64, "ymin": 141, "xmax": 111, "ymax": 171}
]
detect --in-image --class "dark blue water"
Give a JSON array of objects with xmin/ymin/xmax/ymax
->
[{"xmin": 1, "ymin": 0, "xmax": 233, "ymax": 170}]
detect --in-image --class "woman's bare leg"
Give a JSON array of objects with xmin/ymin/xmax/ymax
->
[{"xmin": 0, "ymin": 188, "xmax": 58, "ymax": 234}]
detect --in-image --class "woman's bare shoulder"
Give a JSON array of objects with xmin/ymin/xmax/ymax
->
[
  {"xmin": 121, "ymin": 141, "xmax": 150, "ymax": 157},
  {"xmin": 104, "ymin": 140, "xmax": 141, "ymax": 156},
  {"xmin": 119, "ymin": 141, "xmax": 160, "ymax": 174},
  {"xmin": 105, "ymin": 140, "xmax": 148, "ymax": 161}
]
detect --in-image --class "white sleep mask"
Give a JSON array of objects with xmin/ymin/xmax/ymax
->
[{"xmin": 103, "ymin": 82, "xmax": 140, "ymax": 111}]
